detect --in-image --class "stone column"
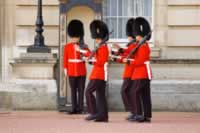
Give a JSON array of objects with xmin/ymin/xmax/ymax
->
[
  {"xmin": 0, "ymin": 0, "xmax": 13, "ymax": 112},
  {"xmin": 0, "ymin": 0, "xmax": 2, "ymax": 79},
  {"xmin": 58, "ymin": 13, "xmax": 68, "ymax": 110},
  {"xmin": 154, "ymin": 0, "xmax": 168, "ymax": 58},
  {"xmin": 1, "ymin": 0, "xmax": 15, "ymax": 82}
]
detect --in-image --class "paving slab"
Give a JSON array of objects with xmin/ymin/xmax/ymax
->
[{"xmin": 0, "ymin": 111, "xmax": 200, "ymax": 133}]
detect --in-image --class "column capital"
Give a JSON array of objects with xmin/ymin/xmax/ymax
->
[
  {"xmin": 93, "ymin": 0, "xmax": 102, "ymax": 4},
  {"xmin": 58, "ymin": 0, "xmax": 68, "ymax": 4}
]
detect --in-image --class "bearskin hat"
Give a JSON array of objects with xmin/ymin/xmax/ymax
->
[
  {"xmin": 133, "ymin": 17, "xmax": 151, "ymax": 40},
  {"xmin": 126, "ymin": 18, "xmax": 135, "ymax": 38},
  {"xmin": 67, "ymin": 20, "xmax": 84, "ymax": 38},
  {"xmin": 90, "ymin": 20, "xmax": 109, "ymax": 41}
]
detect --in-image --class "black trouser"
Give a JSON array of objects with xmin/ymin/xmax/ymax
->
[
  {"xmin": 85, "ymin": 80, "xmax": 108, "ymax": 119},
  {"xmin": 121, "ymin": 78, "xmax": 133, "ymax": 111},
  {"xmin": 121, "ymin": 79, "xmax": 142, "ymax": 114},
  {"xmin": 68, "ymin": 76, "xmax": 86, "ymax": 112},
  {"xmin": 131, "ymin": 79, "xmax": 152, "ymax": 118}
]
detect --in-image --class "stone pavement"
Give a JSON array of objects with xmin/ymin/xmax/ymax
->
[{"xmin": 0, "ymin": 111, "xmax": 200, "ymax": 133}]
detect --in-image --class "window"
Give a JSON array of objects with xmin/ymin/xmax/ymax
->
[{"xmin": 103, "ymin": 0, "xmax": 152, "ymax": 42}]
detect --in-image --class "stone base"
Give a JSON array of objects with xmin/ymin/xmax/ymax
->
[
  {"xmin": 0, "ymin": 80, "xmax": 57, "ymax": 110},
  {"xmin": 1, "ymin": 80, "xmax": 200, "ymax": 111},
  {"xmin": 10, "ymin": 53, "xmax": 57, "ymax": 79},
  {"xmin": 27, "ymin": 46, "xmax": 51, "ymax": 53},
  {"xmin": 108, "ymin": 80, "xmax": 200, "ymax": 112}
]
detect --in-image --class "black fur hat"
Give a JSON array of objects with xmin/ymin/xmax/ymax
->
[
  {"xmin": 133, "ymin": 17, "xmax": 151, "ymax": 40},
  {"xmin": 67, "ymin": 20, "xmax": 84, "ymax": 38},
  {"xmin": 90, "ymin": 20, "xmax": 109, "ymax": 41},
  {"xmin": 126, "ymin": 18, "xmax": 135, "ymax": 38}
]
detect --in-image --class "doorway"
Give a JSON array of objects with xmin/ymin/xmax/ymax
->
[
  {"xmin": 58, "ymin": 5, "xmax": 97, "ymax": 111},
  {"xmin": 65, "ymin": 6, "xmax": 95, "ymax": 103}
]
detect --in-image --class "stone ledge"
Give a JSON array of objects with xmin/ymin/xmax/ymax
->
[
  {"xmin": 10, "ymin": 59, "xmax": 57, "ymax": 64},
  {"xmin": 20, "ymin": 53, "xmax": 57, "ymax": 59},
  {"xmin": 10, "ymin": 53, "xmax": 57, "ymax": 65},
  {"xmin": 110, "ymin": 58, "xmax": 200, "ymax": 65},
  {"xmin": 151, "ymin": 58, "xmax": 200, "ymax": 64},
  {"xmin": 168, "ymin": 0, "xmax": 200, "ymax": 6},
  {"xmin": 109, "ymin": 80, "xmax": 200, "ymax": 112}
]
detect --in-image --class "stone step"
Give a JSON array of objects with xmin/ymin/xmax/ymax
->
[
  {"xmin": 0, "ymin": 91, "xmax": 12, "ymax": 111},
  {"xmin": 0, "ymin": 80, "xmax": 57, "ymax": 110}
]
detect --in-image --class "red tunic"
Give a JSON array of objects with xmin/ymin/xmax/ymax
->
[
  {"xmin": 130, "ymin": 42, "xmax": 152, "ymax": 80},
  {"xmin": 116, "ymin": 43, "xmax": 137, "ymax": 79},
  {"xmin": 63, "ymin": 42, "xmax": 90, "ymax": 77},
  {"xmin": 84, "ymin": 44, "xmax": 109, "ymax": 81}
]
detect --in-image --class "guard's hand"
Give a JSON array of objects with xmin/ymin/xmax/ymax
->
[
  {"xmin": 82, "ymin": 57, "xmax": 88, "ymax": 62},
  {"xmin": 122, "ymin": 58, "xmax": 128, "ymax": 63},
  {"xmin": 112, "ymin": 43, "xmax": 121, "ymax": 50}
]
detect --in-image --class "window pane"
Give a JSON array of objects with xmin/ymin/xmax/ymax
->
[
  {"xmin": 103, "ymin": 17, "xmax": 118, "ymax": 38},
  {"xmin": 103, "ymin": 0, "xmax": 152, "ymax": 39},
  {"xmin": 118, "ymin": 18, "xmax": 128, "ymax": 38}
]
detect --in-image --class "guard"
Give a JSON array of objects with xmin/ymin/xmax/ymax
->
[
  {"xmin": 111, "ymin": 18, "xmax": 142, "ymax": 120},
  {"xmin": 79, "ymin": 20, "xmax": 109, "ymax": 122},
  {"xmin": 63, "ymin": 20, "xmax": 89, "ymax": 114},
  {"xmin": 129, "ymin": 17, "xmax": 152, "ymax": 122}
]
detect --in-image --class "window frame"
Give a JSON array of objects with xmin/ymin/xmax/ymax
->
[{"xmin": 102, "ymin": 0, "xmax": 155, "ymax": 46}]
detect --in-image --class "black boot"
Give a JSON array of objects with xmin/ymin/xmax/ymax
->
[
  {"xmin": 128, "ymin": 115, "xmax": 142, "ymax": 122},
  {"xmin": 94, "ymin": 117, "xmax": 108, "ymax": 122},
  {"xmin": 126, "ymin": 113, "xmax": 136, "ymax": 120},
  {"xmin": 85, "ymin": 114, "xmax": 97, "ymax": 121},
  {"xmin": 137, "ymin": 117, "xmax": 151, "ymax": 123},
  {"xmin": 66, "ymin": 110, "xmax": 78, "ymax": 115}
]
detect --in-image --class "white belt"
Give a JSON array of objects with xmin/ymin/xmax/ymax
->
[
  {"xmin": 68, "ymin": 59, "xmax": 84, "ymax": 63},
  {"xmin": 110, "ymin": 55, "xmax": 122, "ymax": 59},
  {"xmin": 104, "ymin": 62, "xmax": 108, "ymax": 81},
  {"xmin": 144, "ymin": 61, "xmax": 152, "ymax": 80},
  {"xmin": 88, "ymin": 59, "xmax": 97, "ymax": 62}
]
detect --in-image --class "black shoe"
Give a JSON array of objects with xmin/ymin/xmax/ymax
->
[
  {"xmin": 76, "ymin": 110, "xmax": 85, "ymax": 114},
  {"xmin": 133, "ymin": 115, "xmax": 151, "ymax": 123},
  {"xmin": 85, "ymin": 115, "xmax": 97, "ymax": 121},
  {"xmin": 128, "ymin": 115, "xmax": 143, "ymax": 122},
  {"xmin": 94, "ymin": 118, "xmax": 108, "ymax": 122},
  {"xmin": 66, "ymin": 111, "xmax": 78, "ymax": 115},
  {"xmin": 126, "ymin": 114, "xmax": 135, "ymax": 120},
  {"xmin": 137, "ymin": 117, "xmax": 151, "ymax": 123}
]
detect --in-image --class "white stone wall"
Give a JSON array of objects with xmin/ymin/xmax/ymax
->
[
  {"xmin": 152, "ymin": 0, "xmax": 200, "ymax": 59},
  {"xmin": 15, "ymin": 0, "xmax": 59, "ymax": 58},
  {"xmin": 12, "ymin": 0, "xmax": 200, "ymax": 59}
]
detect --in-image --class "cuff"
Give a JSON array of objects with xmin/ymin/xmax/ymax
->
[{"xmin": 80, "ymin": 49, "xmax": 88, "ymax": 54}]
